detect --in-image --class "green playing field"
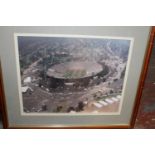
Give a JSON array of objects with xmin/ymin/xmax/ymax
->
[{"xmin": 63, "ymin": 69, "xmax": 86, "ymax": 78}]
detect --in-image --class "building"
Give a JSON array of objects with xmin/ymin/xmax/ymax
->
[{"xmin": 46, "ymin": 61, "xmax": 107, "ymax": 89}]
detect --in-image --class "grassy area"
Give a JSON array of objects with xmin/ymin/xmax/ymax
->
[{"xmin": 63, "ymin": 69, "xmax": 86, "ymax": 78}]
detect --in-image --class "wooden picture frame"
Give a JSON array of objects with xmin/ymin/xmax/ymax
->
[
  {"xmin": 130, "ymin": 26, "xmax": 155, "ymax": 128},
  {"xmin": 0, "ymin": 26, "xmax": 153, "ymax": 129}
]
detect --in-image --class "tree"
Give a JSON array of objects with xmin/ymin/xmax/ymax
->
[
  {"xmin": 56, "ymin": 106, "xmax": 63, "ymax": 112},
  {"xmin": 67, "ymin": 106, "xmax": 75, "ymax": 112},
  {"xmin": 76, "ymin": 101, "xmax": 84, "ymax": 112},
  {"xmin": 110, "ymin": 90, "xmax": 114, "ymax": 94}
]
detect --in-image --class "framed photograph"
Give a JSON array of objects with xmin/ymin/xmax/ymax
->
[{"xmin": 0, "ymin": 26, "xmax": 151, "ymax": 128}]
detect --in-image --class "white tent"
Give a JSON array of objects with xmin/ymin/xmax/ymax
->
[
  {"xmin": 21, "ymin": 86, "xmax": 33, "ymax": 93},
  {"xmin": 23, "ymin": 77, "xmax": 31, "ymax": 83},
  {"xmin": 105, "ymin": 98, "xmax": 114, "ymax": 104},
  {"xmin": 98, "ymin": 100, "xmax": 108, "ymax": 106},
  {"xmin": 93, "ymin": 102, "xmax": 103, "ymax": 108}
]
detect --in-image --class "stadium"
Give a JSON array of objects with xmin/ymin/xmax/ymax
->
[{"xmin": 46, "ymin": 61, "xmax": 108, "ymax": 89}]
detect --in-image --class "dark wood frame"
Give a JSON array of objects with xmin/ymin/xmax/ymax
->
[{"xmin": 0, "ymin": 27, "xmax": 154, "ymax": 129}]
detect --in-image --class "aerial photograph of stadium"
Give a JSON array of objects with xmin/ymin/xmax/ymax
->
[{"xmin": 16, "ymin": 34, "xmax": 132, "ymax": 114}]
